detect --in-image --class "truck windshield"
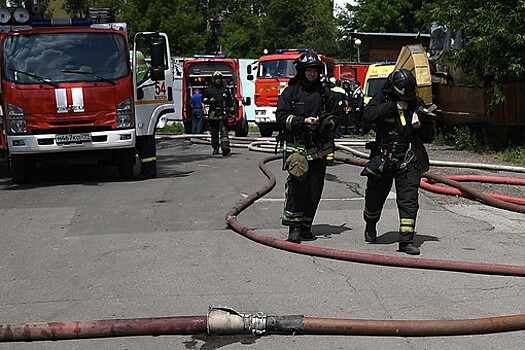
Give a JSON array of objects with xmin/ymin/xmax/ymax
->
[
  {"xmin": 257, "ymin": 59, "xmax": 296, "ymax": 79},
  {"xmin": 2, "ymin": 32, "xmax": 129, "ymax": 84},
  {"xmin": 365, "ymin": 78, "xmax": 387, "ymax": 98}
]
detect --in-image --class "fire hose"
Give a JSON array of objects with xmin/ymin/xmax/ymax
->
[
  {"xmin": 2, "ymin": 136, "xmax": 525, "ymax": 342},
  {"xmin": 3, "ymin": 305, "xmax": 525, "ymax": 341}
]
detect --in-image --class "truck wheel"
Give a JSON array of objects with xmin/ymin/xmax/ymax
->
[
  {"xmin": 10, "ymin": 154, "xmax": 32, "ymax": 184},
  {"xmin": 235, "ymin": 117, "xmax": 249, "ymax": 137},
  {"xmin": 117, "ymin": 149, "xmax": 135, "ymax": 180},
  {"xmin": 259, "ymin": 124, "xmax": 273, "ymax": 137}
]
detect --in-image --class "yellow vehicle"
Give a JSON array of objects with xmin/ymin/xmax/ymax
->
[{"xmin": 362, "ymin": 62, "xmax": 395, "ymax": 104}]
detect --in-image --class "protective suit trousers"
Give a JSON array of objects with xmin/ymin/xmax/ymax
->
[
  {"xmin": 282, "ymin": 158, "xmax": 326, "ymax": 229},
  {"xmin": 136, "ymin": 135, "xmax": 157, "ymax": 176},
  {"xmin": 363, "ymin": 160, "xmax": 420, "ymax": 242},
  {"xmin": 208, "ymin": 119, "xmax": 230, "ymax": 151}
]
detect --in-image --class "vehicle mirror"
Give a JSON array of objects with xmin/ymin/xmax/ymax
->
[
  {"xmin": 247, "ymin": 74, "xmax": 253, "ymax": 81},
  {"xmin": 150, "ymin": 67, "xmax": 165, "ymax": 81},
  {"xmin": 243, "ymin": 97, "xmax": 251, "ymax": 106},
  {"xmin": 150, "ymin": 41, "xmax": 165, "ymax": 69},
  {"xmin": 247, "ymin": 65, "xmax": 252, "ymax": 75}
]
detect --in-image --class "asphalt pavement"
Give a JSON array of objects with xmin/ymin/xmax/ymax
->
[{"xmin": 0, "ymin": 134, "xmax": 524, "ymax": 349}]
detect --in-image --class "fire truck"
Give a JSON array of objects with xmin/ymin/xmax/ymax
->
[
  {"xmin": 247, "ymin": 48, "xmax": 338, "ymax": 137},
  {"xmin": 0, "ymin": 5, "xmax": 174, "ymax": 183},
  {"xmin": 334, "ymin": 62, "xmax": 370, "ymax": 88},
  {"xmin": 182, "ymin": 56, "xmax": 249, "ymax": 137}
]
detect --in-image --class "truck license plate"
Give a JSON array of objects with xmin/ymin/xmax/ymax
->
[{"xmin": 55, "ymin": 133, "xmax": 92, "ymax": 144}]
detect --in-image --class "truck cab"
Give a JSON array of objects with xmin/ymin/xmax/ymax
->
[
  {"xmin": 249, "ymin": 48, "xmax": 336, "ymax": 137},
  {"xmin": 0, "ymin": 5, "xmax": 173, "ymax": 183},
  {"xmin": 182, "ymin": 56, "xmax": 249, "ymax": 137},
  {"xmin": 362, "ymin": 62, "xmax": 396, "ymax": 105}
]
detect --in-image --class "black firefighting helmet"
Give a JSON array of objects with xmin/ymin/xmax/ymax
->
[
  {"xmin": 295, "ymin": 51, "xmax": 323, "ymax": 74},
  {"xmin": 212, "ymin": 71, "xmax": 223, "ymax": 79},
  {"xmin": 388, "ymin": 68, "xmax": 417, "ymax": 101}
]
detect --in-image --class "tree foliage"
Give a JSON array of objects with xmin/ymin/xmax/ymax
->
[
  {"xmin": 420, "ymin": 0, "xmax": 525, "ymax": 103},
  {"xmin": 24, "ymin": 0, "xmax": 525, "ymax": 99},
  {"xmin": 347, "ymin": 0, "xmax": 426, "ymax": 33}
]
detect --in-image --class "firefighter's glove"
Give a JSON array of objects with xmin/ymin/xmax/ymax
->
[
  {"xmin": 284, "ymin": 152, "xmax": 309, "ymax": 181},
  {"xmin": 360, "ymin": 154, "xmax": 391, "ymax": 178}
]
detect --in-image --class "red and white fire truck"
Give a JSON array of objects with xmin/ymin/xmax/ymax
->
[
  {"xmin": 334, "ymin": 62, "xmax": 370, "ymax": 88},
  {"xmin": 248, "ymin": 48, "xmax": 338, "ymax": 137},
  {"xmin": 0, "ymin": 5, "xmax": 174, "ymax": 183},
  {"xmin": 182, "ymin": 56, "xmax": 249, "ymax": 137}
]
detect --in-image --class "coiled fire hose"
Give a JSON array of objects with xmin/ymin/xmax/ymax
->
[{"xmin": 1, "ymin": 136, "xmax": 524, "ymax": 342}]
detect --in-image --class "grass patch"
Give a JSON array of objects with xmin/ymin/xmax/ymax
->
[
  {"xmin": 433, "ymin": 126, "xmax": 525, "ymax": 165},
  {"xmin": 158, "ymin": 122, "xmax": 184, "ymax": 134}
]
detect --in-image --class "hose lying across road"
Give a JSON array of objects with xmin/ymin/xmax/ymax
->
[{"xmin": 1, "ymin": 135, "xmax": 525, "ymax": 342}]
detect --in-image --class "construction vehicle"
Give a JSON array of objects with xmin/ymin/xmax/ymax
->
[
  {"xmin": 395, "ymin": 41, "xmax": 525, "ymax": 144},
  {"xmin": 182, "ymin": 56, "xmax": 249, "ymax": 137},
  {"xmin": 247, "ymin": 48, "xmax": 338, "ymax": 137},
  {"xmin": 0, "ymin": 5, "xmax": 174, "ymax": 183}
]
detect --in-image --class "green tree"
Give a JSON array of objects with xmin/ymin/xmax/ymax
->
[
  {"xmin": 219, "ymin": 6, "xmax": 263, "ymax": 58},
  {"xmin": 118, "ymin": 0, "xmax": 207, "ymax": 57},
  {"xmin": 420, "ymin": 0, "xmax": 525, "ymax": 103},
  {"xmin": 344, "ymin": 0, "xmax": 425, "ymax": 33}
]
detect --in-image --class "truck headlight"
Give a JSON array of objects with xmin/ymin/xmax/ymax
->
[
  {"xmin": 116, "ymin": 97, "xmax": 134, "ymax": 129},
  {"xmin": 6, "ymin": 102, "xmax": 26, "ymax": 134}
]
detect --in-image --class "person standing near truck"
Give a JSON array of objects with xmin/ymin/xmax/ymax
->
[
  {"xmin": 135, "ymin": 50, "xmax": 157, "ymax": 180},
  {"xmin": 352, "ymin": 80, "xmax": 365, "ymax": 135},
  {"xmin": 190, "ymin": 89, "xmax": 204, "ymax": 134},
  {"xmin": 275, "ymin": 51, "xmax": 343, "ymax": 243},
  {"xmin": 203, "ymin": 71, "xmax": 232, "ymax": 156},
  {"xmin": 360, "ymin": 68, "xmax": 426, "ymax": 255}
]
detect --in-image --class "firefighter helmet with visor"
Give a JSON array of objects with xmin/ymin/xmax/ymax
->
[{"xmin": 388, "ymin": 68, "xmax": 417, "ymax": 101}]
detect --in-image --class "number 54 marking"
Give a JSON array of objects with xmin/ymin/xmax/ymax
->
[{"xmin": 155, "ymin": 81, "xmax": 166, "ymax": 95}]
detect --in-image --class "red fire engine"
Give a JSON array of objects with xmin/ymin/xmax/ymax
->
[
  {"xmin": 247, "ymin": 48, "xmax": 338, "ymax": 137},
  {"xmin": 182, "ymin": 56, "xmax": 249, "ymax": 137},
  {"xmin": 0, "ymin": 5, "xmax": 174, "ymax": 183},
  {"xmin": 334, "ymin": 62, "xmax": 370, "ymax": 87}
]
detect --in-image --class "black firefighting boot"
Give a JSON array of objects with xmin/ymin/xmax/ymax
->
[
  {"xmin": 286, "ymin": 227, "xmax": 302, "ymax": 244},
  {"xmin": 300, "ymin": 226, "xmax": 315, "ymax": 241},
  {"xmin": 212, "ymin": 148, "xmax": 220, "ymax": 155},
  {"xmin": 398, "ymin": 219, "xmax": 419, "ymax": 255},
  {"xmin": 364, "ymin": 222, "xmax": 377, "ymax": 243},
  {"xmin": 399, "ymin": 242, "xmax": 420, "ymax": 255},
  {"xmin": 136, "ymin": 161, "xmax": 157, "ymax": 180}
]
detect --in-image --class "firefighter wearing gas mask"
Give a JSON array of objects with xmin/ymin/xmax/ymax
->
[
  {"xmin": 361, "ymin": 68, "xmax": 429, "ymax": 255},
  {"xmin": 275, "ymin": 51, "xmax": 343, "ymax": 243},
  {"xmin": 202, "ymin": 71, "xmax": 233, "ymax": 156}
]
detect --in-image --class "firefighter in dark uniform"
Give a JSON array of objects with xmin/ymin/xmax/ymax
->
[
  {"xmin": 202, "ymin": 71, "xmax": 232, "ymax": 156},
  {"xmin": 276, "ymin": 51, "xmax": 343, "ymax": 243},
  {"xmin": 135, "ymin": 51, "xmax": 157, "ymax": 179},
  {"xmin": 361, "ymin": 68, "xmax": 428, "ymax": 255}
]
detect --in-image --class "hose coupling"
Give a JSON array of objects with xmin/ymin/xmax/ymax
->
[
  {"xmin": 207, "ymin": 307, "xmax": 304, "ymax": 336},
  {"xmin": 250, "ymin": 312, "xmax": 267, "ymax": 335},
  {"xmin": 207, "ymin": 306, "xmax": 256, "ymax": 335}
]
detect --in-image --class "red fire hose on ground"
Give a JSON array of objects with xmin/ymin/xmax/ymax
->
[
  {"xmin": 2, "ymin": 138, "xmax": 525, "ymax": 342},
  {"xmin": 3, "ymin": 307, "xmax": 525, "ymax": 341}
]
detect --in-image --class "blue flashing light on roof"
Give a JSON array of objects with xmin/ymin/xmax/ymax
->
[
  {"xmin": 193, "ymin": 54, "xmax": 225, "ymax": 59},
  {"xmin": 275, "ymin": 48, "xmax": 310, "ymax": 54},
  {"xmin": 30, "ymin": 18, "xmax": 94, "ymax": 27}
]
